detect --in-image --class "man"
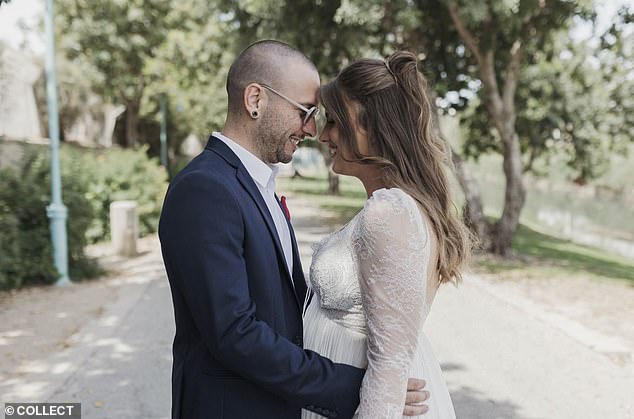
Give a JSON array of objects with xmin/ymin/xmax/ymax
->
[{"xmin": 159, "ymin": 40, "xmax": 429, "ymax": 419}]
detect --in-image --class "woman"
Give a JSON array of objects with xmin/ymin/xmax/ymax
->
[{"xmin": 302, "ymin": 51, "xmax": 472, "ymax": 419}]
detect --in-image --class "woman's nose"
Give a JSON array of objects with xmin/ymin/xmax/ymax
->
[{"xmin": 318, "ymin": 128, "xmax": 328, "ymax": 143}]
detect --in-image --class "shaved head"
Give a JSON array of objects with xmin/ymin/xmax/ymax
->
[{"xmin": 226, "ymin": 40, "xmax": 317, "ymax": 114}]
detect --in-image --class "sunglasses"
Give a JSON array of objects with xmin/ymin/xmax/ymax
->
[{"xmin": 259, "ymin": 84, "xmax": 320, "ymax": 126}]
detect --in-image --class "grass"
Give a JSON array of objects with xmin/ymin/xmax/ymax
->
[
  {"xmin": 477, "ymin": 224, "xmax": 634, "ymax": 283},
  {"xmin": 278, "ymin": 175, "xmax": 634, "ymax": 284}
]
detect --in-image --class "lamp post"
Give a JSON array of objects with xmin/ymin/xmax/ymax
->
[
  {"xmin": 159, "ymin": 93, "xmax": 169, "ymax": 175},
  {"xmin": 44, "ymin": 0, "xmax": 70, "ymax": 286}
]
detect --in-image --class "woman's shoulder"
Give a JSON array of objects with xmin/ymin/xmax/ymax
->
[
  {"xmin": 356, "ymin": 188, "xmax": 423, "ymax": 236},
  {"xmin": 354, "ymin": 187, "xmax": 431, "ymax": 254},
  {"xmin": 363, "ymin": 187, "xmax": 418, "ymax": 215}
]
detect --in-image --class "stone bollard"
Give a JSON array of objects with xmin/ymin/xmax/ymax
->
[{"xmin": 110, "ymin": 200, "xmax": 138, "ymax": 257}]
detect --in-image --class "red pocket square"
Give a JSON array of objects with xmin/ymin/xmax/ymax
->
[{"xmin": 280, "ymin": 195, "xmax": 291, "ymax": 221}]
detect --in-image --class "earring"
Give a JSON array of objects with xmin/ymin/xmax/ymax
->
[{"xmin": 251, "ymin": 109, "xmax": 259, "ymax": 118}]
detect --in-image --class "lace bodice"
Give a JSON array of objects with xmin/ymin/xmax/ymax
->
[
  {"xmin": 309, "ymin": 207, "xmax": 367, "ymax": 335},
  {"xmin": 308, "ymin": 188, "xmax": 434, "ymax": 418}
]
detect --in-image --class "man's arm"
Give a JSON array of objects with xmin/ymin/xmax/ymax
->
[{"xmin": 159, "ymin": 172, "xmax": 363, "ymax": 418}]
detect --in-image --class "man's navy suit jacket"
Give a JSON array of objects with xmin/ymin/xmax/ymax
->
[{"xmin": 159, "ymin": 136, "xmax": 364, "ymax": 419}]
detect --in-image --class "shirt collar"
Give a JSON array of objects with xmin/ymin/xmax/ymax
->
[{"xmin": 213, "ymin": 132, "xmax": 278, "ymax": 191}]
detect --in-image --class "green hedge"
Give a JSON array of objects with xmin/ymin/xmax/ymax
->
[
  {"xmin": 0, "ymin": 201, "xmax": 21, "ymax": 289},
  {"xmin": 0, "ymin": 152, "xmax": 96, "ymax": 289},
  {"xmin": 72, "ymin": 146, "xmax": 168, "ymax": 243},
  {"xmin": 0, "ymin": 145, "xmax": 168, "ymax": 290}
]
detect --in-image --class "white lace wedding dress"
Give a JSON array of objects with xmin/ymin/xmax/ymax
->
[{"xmin": 302, "ymin": 188, "xmax": 456, "ymax": 419}]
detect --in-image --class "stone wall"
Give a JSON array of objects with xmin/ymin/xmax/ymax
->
[
  {"xmin": 0, "ymin": 42, "xmax": 122, "ymax": 148},
  {"xmin": 0, "ymin": 46, "xmax": 42, "ymax": 140}
]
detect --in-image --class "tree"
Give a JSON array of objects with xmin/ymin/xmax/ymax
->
[
  {"xmin": 463, "ymin": 7, "xmax": 634, "ymax": 181},
  {"xmin": 145, "ymin": 0, "xmax": 235, "ymax": 139},
  {"xmin": 55, "ymin": 0, "xmax": 174, "ymax": 147},
  {"xmin": 436, "ymin": 1, "xmax": 583, "ymax": 253}
]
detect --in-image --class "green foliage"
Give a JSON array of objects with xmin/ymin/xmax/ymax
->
[
  {"xmin": 215, "ymin": 0, "xmax": 408, "ymax": 80},
  {"xmin": 463, "ymin": 10, "xmax": 634, "ymax": 183},
  {"xmin": 56, "ymin": 0, "xmax": 172, "ymax": 104},
  {"xmin": 61, "ymin": 146, "xmax": 169, "ymax": 243},
  {"xmin": 55, "ymin": 0, "xmax": 177, "ymax": 146},
  {"xmin": 0, "ymin": 144, "xmax": 167, "ymax": 290},
  {"xmin": 51, "ymin": 0, "xmax": 632, "ymax": 164},
  {"xmin": 54, "ymin": 0, "xmax": 241, "ymax": 147},
  {"xmin": 215, "ymin": 0, "xmax": 629, "ymax": 185},
  {"xmin": 0, "ymin": 151, "xmax": 99, "ymax": 290},
  {"xmin": 0, "ymin": 201, "xmax": 21, "ymax": 289}
]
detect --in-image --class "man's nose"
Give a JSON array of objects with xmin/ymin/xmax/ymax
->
[{"xmin": 302, "ymin": 117, "xmax": 317, "ymax": 137}]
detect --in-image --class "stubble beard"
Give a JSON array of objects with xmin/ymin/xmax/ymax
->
[{"xmin": 256, "ymin": 115, "xmax": 293, "ymax": 164}]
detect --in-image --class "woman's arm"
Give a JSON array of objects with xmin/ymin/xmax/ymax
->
[{"xmin": 354, "ymin": 189, "xmax": 432, "ymax": 418}]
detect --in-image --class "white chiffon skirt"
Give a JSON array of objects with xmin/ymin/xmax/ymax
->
[{"xmin": 301, "ymin": 301, "xmax": 456, "ymax": 419}]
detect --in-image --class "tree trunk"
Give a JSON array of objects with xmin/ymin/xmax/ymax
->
[
  {"xmin": 476, "ymin": 52, "xmax": 526, "ymax": 255},
  {"xmin": 124, "ymin": 100, "xmax": 141, "ymax": 148},
  {"xmin": 449, "ymin": 149, "xmax": 492, "ymax": 249},
  {"xmin": 490, "ymin": 125, "xmax": 526, "ymax": 255},
  {"xmin": 446, "ymin": 2, "xmax": 529, "ymax": 256}
]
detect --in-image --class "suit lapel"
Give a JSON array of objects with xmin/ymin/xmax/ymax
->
[
  {"xmin": 275, "ymin": 194, "xmax": 308, "ymax": 306},
  {"xmin": 207, "ymin": 136, "xmax": 302, "ymax": 309},
  {"xmin": 289, "ymin": 222, "xmax": 308, "ymax": 308}
]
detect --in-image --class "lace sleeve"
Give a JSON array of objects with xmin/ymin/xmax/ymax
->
[{"xmin": 353, "ymin": 188, "xmax": 431, "ymax": 418}]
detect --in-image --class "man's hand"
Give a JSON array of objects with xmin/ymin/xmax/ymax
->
[{"xmin": 404, "ymin": 378, "xmax": 430, "ymax": 416}]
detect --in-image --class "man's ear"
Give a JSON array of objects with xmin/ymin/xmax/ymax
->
[{"xmin": 244, "ymin": 83, "xmax": 265, "ymax": 118}]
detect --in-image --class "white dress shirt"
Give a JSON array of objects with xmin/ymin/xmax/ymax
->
[{"xmin": 213, "ymin": 132, "xmax": 294, "ymax": 280}]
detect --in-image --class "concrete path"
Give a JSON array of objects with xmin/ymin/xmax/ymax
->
[
  {"xmin": 1, "ymin": 195, "xmax": 632, "ymax": 418},
  {"xmin": 426, "ymin": 279, "xmax": 633, "ymax": 419},
  {"xmin": 1, "ymin": 240, "xmax": 173, "ymax": 418}
]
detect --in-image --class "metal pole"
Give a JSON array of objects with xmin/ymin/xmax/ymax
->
[
  {"xmin": 44, "ymin": 0, "xmax": 70, "ymax": 286},
  {"xmin": 159, "ymin": 93, "xmax": 168, "ymax": 171}
]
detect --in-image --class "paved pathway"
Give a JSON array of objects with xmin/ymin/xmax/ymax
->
[
  {"xmin": 426, "ymin": 279, "xmax": 633, "ymax": 419},
  {"xmin": 1, "ymin": 240, "xmax": 173, "ymax": 418},
  {"xmin": 1, "ymin": 195, "xmax": 632, "ymax": 418}
]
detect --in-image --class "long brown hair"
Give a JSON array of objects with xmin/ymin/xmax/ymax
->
[{"xmin": 320, "ymin": 51, "xmax": 472, "ymax": 284}]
